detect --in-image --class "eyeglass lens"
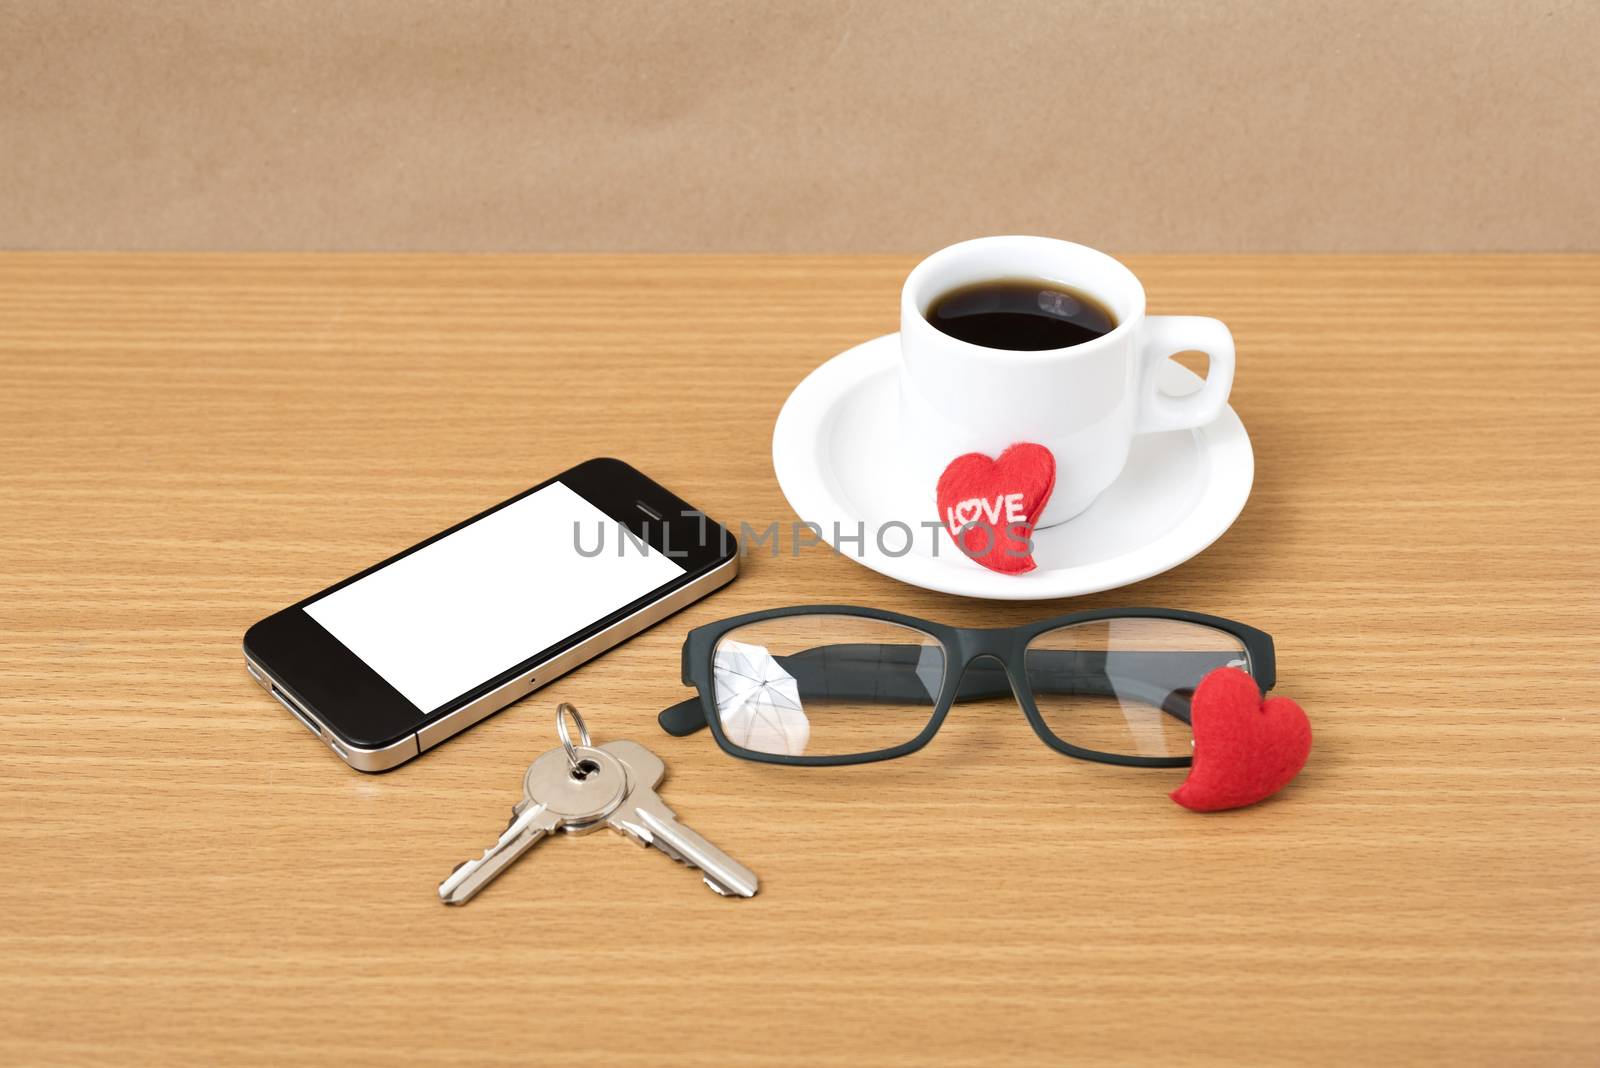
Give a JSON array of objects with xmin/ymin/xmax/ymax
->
[
  {"xmin": 1023, "ymin": 618, "xmax": 1249, "ymax": 757},
  {"xmin": 710, "ymin": 615, "xmax": 945, "ymax": 757}
]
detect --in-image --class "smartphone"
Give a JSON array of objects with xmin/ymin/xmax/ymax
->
[{"xmin": 243, "ymin": 458, "xmax": 738, "ymax": 772}]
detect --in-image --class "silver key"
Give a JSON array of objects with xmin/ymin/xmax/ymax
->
[
  {"xmin": 601, "ymin": 739, "xmax": 760, "ymax": 898},
  {"xmin": 439, "ymin": 743, "xmax": 628, "ymax": 905}
]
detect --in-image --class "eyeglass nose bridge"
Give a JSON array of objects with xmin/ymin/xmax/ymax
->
[
  {"xmin": 946, "ymin": 625, "xmax": 1021, "ymax": 667},
  {"xmin": 940, "ymin": 627, "xmax": 1030, "ymax": 710},
  {"xmin": 944, "ymin": 654, "xmax": 1024, "ymax": 704}
]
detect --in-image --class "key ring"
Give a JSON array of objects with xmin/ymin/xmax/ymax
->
[{"xmin": 555, "ymin": 703, "xmax": 591, "ymax": 772}]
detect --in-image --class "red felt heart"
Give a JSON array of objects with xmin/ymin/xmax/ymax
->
[
  {"xmin": 936, "ymin": 443, "xmax": 1056, "ymax": 575},
  {"xmin": 1170, "ymin": 667, "xmax": 1312, "ymax": 813}
]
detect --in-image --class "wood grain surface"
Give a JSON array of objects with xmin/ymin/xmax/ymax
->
[
  {"xmin": 7, "ymin": 3, "xmax": 1600, "ymax": 254},
  {"xmin": 2, "ymin": 254, "xmax": 1597, "ymax": 1066}
]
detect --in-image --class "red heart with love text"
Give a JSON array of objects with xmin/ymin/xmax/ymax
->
[
  {"xmin": 1170, "ymin": 667, "xmax": 1313, "ymax": 812},
  {"xmin": 936, "ymin": 443, "xmax": 1056, "ymax": 575}
]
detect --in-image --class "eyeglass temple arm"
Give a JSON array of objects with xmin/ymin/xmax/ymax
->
[{"xmin": 658, "ymin": 646, "xmax": 1233, "ymax": 736}]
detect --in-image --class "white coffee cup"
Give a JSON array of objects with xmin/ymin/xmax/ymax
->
[{"xmin": 899, "ymin": 236, "xmax": 1236, "ymax": 528}]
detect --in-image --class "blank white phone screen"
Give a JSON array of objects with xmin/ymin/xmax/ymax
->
[{"xmin": 304, "ymin": 481, "xmax": 686, "ymax": 713}]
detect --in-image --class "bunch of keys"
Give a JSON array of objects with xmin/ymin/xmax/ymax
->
[{"xmin": 439, "ymin": 703, "xmax": 760, "ymax": 904}]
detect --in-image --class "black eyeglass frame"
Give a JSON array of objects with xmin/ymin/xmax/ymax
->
[{"xmin": 658, "ymin": 605, "xmax": 1276, "ymax": 768}]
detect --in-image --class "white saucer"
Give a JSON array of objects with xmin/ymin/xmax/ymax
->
[{"xmin": 771, "ymin": 333, "xmax": 1254, "ymax": 601}]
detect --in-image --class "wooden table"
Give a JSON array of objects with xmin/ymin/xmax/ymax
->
[{"xmin": 3, "ymin": 254, "xmax": 1597, "ymax": 1066}]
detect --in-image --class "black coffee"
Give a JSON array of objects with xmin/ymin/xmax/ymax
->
[{"xmin": 927, "ymin": 279, "xmax": 1117, "ymax": 350}]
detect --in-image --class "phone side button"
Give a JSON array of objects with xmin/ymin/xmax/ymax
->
[
  {"xmin": 244, "ymin": 658, "xmax": 272, "ymax": 691},
  {"xmin": 332, "ymin": 733, "xmax": 419, "ymax": 773}
]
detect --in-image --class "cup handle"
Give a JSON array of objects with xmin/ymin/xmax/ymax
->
[{"xmin": 1135, "ymin": 316, "xmax": 1236, "ymax": 433}]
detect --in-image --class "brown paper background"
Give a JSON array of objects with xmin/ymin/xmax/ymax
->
[{"xmin": 2, "ymin": 1, "xmax": 1596, "ymax": 251}]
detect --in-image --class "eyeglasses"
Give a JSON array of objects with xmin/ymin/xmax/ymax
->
[{"xmin": 657, "ymin": 606, "xmax": 1275, "ymax": 767}]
